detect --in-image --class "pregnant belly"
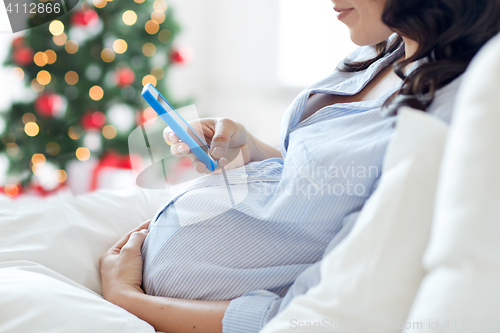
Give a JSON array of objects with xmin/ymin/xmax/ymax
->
[{"xmin": 140, "ymin": 182, "xmax": 338, "ymax": 301}]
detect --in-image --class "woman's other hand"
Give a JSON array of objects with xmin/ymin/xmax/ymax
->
[
  {"xmin": 164, "ymin": 118, "xmax": 252, "ymax": 173},
  {"xmin": 99, "ymin": 220, "xmax": 151, "ymax": 303}
]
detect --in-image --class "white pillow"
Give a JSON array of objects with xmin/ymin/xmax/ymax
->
[
  {"xmin": 402, "ymin": 33, "xmax": 500, "ymax": 332},
  {"xmin": 0, "ymin": 260, "xmax": 155, "ymax": 333},
  {"xmin": 262, "ymin": 107, "xmax": 448, "ymax": 333},
  {"xmin": 0, "ymin": 187, "xmax": 171, "ymax": 295}
]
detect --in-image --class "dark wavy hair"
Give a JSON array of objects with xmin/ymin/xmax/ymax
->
[{"xmin": 340, "ymin": 0, "xmax": 500, "ymax": 115}]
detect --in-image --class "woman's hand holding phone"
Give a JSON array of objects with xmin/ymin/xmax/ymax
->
[{"xmin": 164, "ymin": 118, "xmax": 252, "ymax": 174}]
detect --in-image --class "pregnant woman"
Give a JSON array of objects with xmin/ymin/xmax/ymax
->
[{"xmin": 99, "ymin": 0, "xmax": 500, "ymax": 332}]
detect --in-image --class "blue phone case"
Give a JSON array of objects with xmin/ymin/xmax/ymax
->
[{"xmin": 141, "ymin": 83, "xmax": 218, "ymax": 171}]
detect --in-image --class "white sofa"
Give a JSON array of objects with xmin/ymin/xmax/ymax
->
[{"xmin": 1, "ymin": 33, "xmax": 499, "ymax": 332}]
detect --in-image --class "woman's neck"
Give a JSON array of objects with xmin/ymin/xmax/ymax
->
[{"xmin": 403, "ymin": 37, "xmax": 418, "ymax": 59}]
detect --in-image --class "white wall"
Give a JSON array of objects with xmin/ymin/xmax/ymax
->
[{"xmin": 167, "ymin": 0, "xmax": 297, "ymax": 147}]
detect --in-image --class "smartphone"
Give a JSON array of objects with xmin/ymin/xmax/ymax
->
[{"xmin": 141, "ymin": 83, "xmax": 218, "ymax": 172}]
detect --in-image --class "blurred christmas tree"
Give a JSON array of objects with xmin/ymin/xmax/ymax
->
[{"xmin": 1, "ymin": 0, "xmax": 192, "ymax": 195}]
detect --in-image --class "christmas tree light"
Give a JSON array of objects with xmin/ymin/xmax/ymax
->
[
  {"xmin": 45, "ymin": 50, "xmax": 57, "ymax": 64},
  {"xmin": 48, "ymin": 21, "xmax": 64, "ymax": 36},
  {"xmin": 24, "ymin": 122, "xmax": 39, "ymax": 137},
  {"xmin": 34, "ymin": 52, "xmax": 49, "ymax": 66},
  {"xmin": 76, "ymin": 147, "xmax": 90, "ymax": 161}
]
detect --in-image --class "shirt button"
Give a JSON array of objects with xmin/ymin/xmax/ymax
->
[{"xmin": 240, "ymin": 174, "xmax": 249, "ymax": 179}]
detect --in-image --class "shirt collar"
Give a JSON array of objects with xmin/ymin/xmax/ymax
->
[{"xmin": 309, "ymin": 38, "xmax": 406, "ymax": 95}]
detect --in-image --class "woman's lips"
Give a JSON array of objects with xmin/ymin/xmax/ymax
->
[{"xmin": 334, "ymin": 7, "xmax": 354, "ymax": 20}]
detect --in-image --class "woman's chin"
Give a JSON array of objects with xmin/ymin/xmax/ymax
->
[{"xmin": 346, "ymin": 24, "xmax": 394, "ymax": 47}]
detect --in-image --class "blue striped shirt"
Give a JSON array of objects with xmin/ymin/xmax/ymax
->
[{"xmin": 141, "ymin": 37, "xmax": 460, "ymax": 332}]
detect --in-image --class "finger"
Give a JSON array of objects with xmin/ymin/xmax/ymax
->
[
  {"xmin": 137, "ymin": 219, "xmax": 151, "ymax": 231},
  {"xmin": 194, "ymin": 160, "xmax": 207, "ymax": 173},
  {"xmin": 163, "ymin": 127, "xmax": 179, "ymax": 145},
  {"xmin": 111, "ymin": 220, "xmax": 151, "ymax": 251},
  {"xmin": 204, "ymin": 158, "xmax": 229, "ymax": 175},
  {"xmin": 121, "ymin": 229, "xmax": 149, "ymax": 253},
  {"xmin": 163, "ymin": 127, "xmax": 173, "ymax": 145},
  {"xmin": 170, "ymin": 142, "xmax": 190, "ymax": 157},
  {"xmin": 218, "ymin": 157, "xmax": 229, "ymax": 167},
  {"xmin": 210, "ymin": 118, "xmax": 236, "ymax": 160}
]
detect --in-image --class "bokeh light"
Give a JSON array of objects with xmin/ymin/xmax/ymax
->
[
  {"xmin": 101, "ymin": 48, "xmax": 115, "ymax": 62},
  {"xmin": 34, "ymin": 52, "xmax": 49, "ymax": 67},
  {"xmin": 76, "ymin": 147, "xmax": 91, "ymax": 161},
  {"xmin": 142, "ymin": 107, "xmax": 157, "ymax": 122},
  {"xmin": 151, "ymin": 66, "xmax": 165, "ymax": 80},
  {"xmin": 6, "ymin": 143, "xmax": 20, "ymax": 157},
  {"xmin": 31, "ymin": 153, "xmax": 46, "ymax": 166},
  {"xmin": 94, "ymin": 0, "xmax": 107, "ymax": 8},
  {"xmin": 134, "ymin": 0, "xmax": 145, "ymax": 3},
  {"xmin": 65, "ymin": 71, "xmax": 79, "ymax": 85},
  {"xmin": 151, "ymin": 11, "xmax": 165, "ymax": 24},
  {"xmin": 89, "ymin": 85, "xmax": 104, "ymax": 101},
  {"xmin": 153, "ymin": 0, "xmax": 168, "ymax": 13},
  {"xmin": 22, "ymin": 113, "xmax": 36, "ymax": 124},
  {"xmin": 56, "ymin": 170, "xmax": 67, "ymax": 183},
  {"xmin": 46, "ymin": 142, "xmax": 61, "ymax": 155},
  {"xmin": 84, "ymin": 131, "xmax": 102, "ymax": 151},
  {"xmin": 31, "ymin": 79, "xmax": 44, "ymax": 92},
  {"xmin": 102, "ymin": 125, "xmax": 117, "ymax": 139},
  {"xmin": 36, "ymin": 70, "xmax": 51, "ymax": 85},
  {"xmin": 53, "ymin": 33, "xmax": 67, "ymax": 46},
  {"xmin": 122, "ymin": 10, "xmax": 137, "ymax": 25},
  {"xmin": 65, "ymin": 40, "xmax": 79, "ymax": 54},
  {"xmin": 142, "ymin": 75, "xmax": 157, "ymax": 86},
  {"xmin": 145, "ymin": 20, "xmax": 160, "ymax": 34},
  {"xmin": 113, "ymin": 39, "xmax": 128, "ymax": 54},
  {"xmin": 11, "ymin": 67, "xmax": 24, "ymax": 81},
  {"xmin": 45, "ymin": 50, "xmax": 57, "ymax": 64},
  {"xmin": 4, "ymin": 184, "xmax": 19, "ymax": 197},
  {"xmin": 158, "ymin": 29, "xmax": 172, "ymax": 43},
  {"xmin": 24, "ymin": 122, "xmax": 39, "ymax": 136},
  {"xmin": 142, "ymin": 43, "xmax": 156, "ymax": 57},
  {"xmin": 68, "ymin": 126, "xmax": 82, "ymax": 140},
  {"xmin": 49, "ymin": 20, "xmax": 64, "ymax": 36},
  {"xmin": 2, "ymin": 133, "xmax": 15, "ymax": 144}
]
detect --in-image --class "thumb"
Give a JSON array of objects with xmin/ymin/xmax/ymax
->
[
  {"xmin": 210, "ymin": 119, "xmax": 234, "ymax": 160},
  {"xmin": 122, "ymin": 229, "xmax": 148, "ymax": 252}
]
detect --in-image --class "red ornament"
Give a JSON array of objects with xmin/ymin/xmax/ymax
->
[
  {"xmin": 2, "ymin": 184, "xmax": 23, "ymax": 198},
  {"xmin": 91, "ymin": 151, "xmax": 133, "ymax": 191},
  {"xmin": 13, "ymin": 46, "xmax": 34, "ymax": 66},
  {"xmin": 169, "ymin": 47, "xmax": 193, "ymax": 65},
  {"xmin": 116, "ymin": 68, "xmax": 135, "ymax": 87},
  {"xmin": 29, "ymin": 183, "xmax": 67, "ymax": 197},
  {"xmin": 35, "ymin": 93, "xmax": 64, "ymax": 117},
  {"xmin": 71, "ymin": 9, "xmax": 99, "ymax": 26},
  {"xmin": 12, "ymin": 37, "xmax": 25, "ymax": 49},
  {"xmin": 81, "ymin": 111, "xmax": 106, "ymax": 130}
]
